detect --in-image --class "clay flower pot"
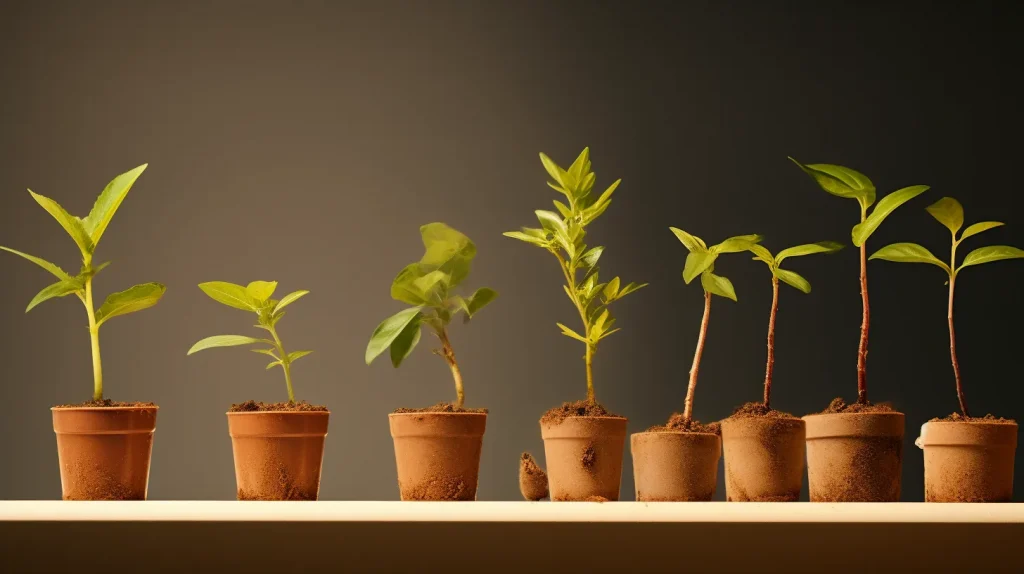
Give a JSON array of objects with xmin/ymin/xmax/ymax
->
[
  {"xmin": 389, "ymin": 412, "xmax": 487, "ymax": 500},
  {"xmin": 804, "ymin": 411, "xmax": 904, "ymax": 502},
  {"xmin": 917, "ymin": 419, "xmax": 1018, "ymax": 502},
  {"xmin": 541, "ymin": 416, "xmax": 626, "ymax": 501},
  {"xmin": 227, "ymin": 410, "xmax": 330, "ymax": 500},
  {"xmin": 52, "ymin": 405, "xmax": 158, "ymax": 500},
  {"xmin": 721, "ymin": 417, "xmax": 805, "ymax": 502},
  {"xmin": 631, "ymin": 430, "xmax": 720, "ymax": 501}
]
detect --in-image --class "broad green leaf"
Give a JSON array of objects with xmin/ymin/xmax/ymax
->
[
  {"xmin": 669, "ymin": 227, "xmax": 706, "ymax": 253},
  {"xmin": 245, "ymin": 281, "xmax": 278, "ymax": 302},
  {"xmin": 502, "ymin": 231, "xmax": 549, "ymax": 248},
  {"xmin": 82, "ymin": 164, "xmax": 147, "ymax": 247},
  {"xmin": 553, "ymin": 200, "xmax": 572, "ymax": 218},
  {"xmin": 273, "ymin": 290, "xmax": 309, "ymax": 314},
  {"xmin": 365, "ymin": 307, "xmax": 422, "ymax": 365},
  {"xmin": 579, "ymin": 246, "xmax": 603, "ymax": 268},
  {"xmin": 749, "ymin": 244, "xmax": 775, "ymax": 266},
  {"xmin": 539, "ymin": 152, "xmax": 569, "ymax": 189},
  {"xmin": 602, "ymin": 277, "xmax": 620, "ymax": 301},
  {"xmin": 713, "ymin": 234, "xmax": 763, "ymax": 254},
  {"xmin": 465, "ymin": 287, "xmax": 498, "ymax": 318},
  {"xmin": 535, "ymin": 210, "xmax": 567, "ymax": 236},
  {"xmin": 869, "ymin": 243, "xmax": 951, "ymax": 274},
  {"xmin": 411, "ymin": 269, "xmax": 450, "ymax": 305},
  {"xmin": 28, "ymin": 190, "xmax": 94, "ymax": 255},
  {"xmin": 789, "ymin": 158, "xmax": 876, "ymax": 207},
  {"xmin": 199, "ymin": 281, "xmax": 259, "ymax": 311},
  {"xmin": 420, "ymin": 222, "xmax": 476, "ymax": 288},
  {"xmin": 926, "ymin": 197, "xmax": 964, "ymax": 234},
  {"xmin": 449, "ymin": 294, "xmax": 471, "ymax": 316},
  {"xmin": 188, "ymin": 335, "xmax": 270, "ymax": 355},
  {"xmin": 95, "ymin": 282, "xmax": 166, "ymax": 326},
  {"xmin": 701, "ymin": 271, "xmax": 737, "ymax": 301},
  {"xmin": 0, "ymin": 246, "xmax": 72, "ymax": 280},
  {"xmin": 852, "ymin": 185, "xmax": 930, "ymax": 247},
  {"xmin": 389, "ymin": 317, "xmax": 421, "ymax": 368},
  {"xmin": 288, "ymin": 350, "xmax": 313, "ymax": 363},
  {"xmin": 556, "ymin": 322, "xmax": 588, "ymax": 343},
  {"xmin": 959, "ymin": 245, "xmax": 1024, "ymax": 271},
  {"xmin": 616, "ymin": 282, "xmax": 647, "ymax": 299},
  {"xmin": 683, "ymin": 251, "xmax": 716, "ymax": 284},
  {"xmin": 391, "ymin": 263, "xmax": 430, "ymax": 305},
  {"xmin": 776, "ymin": 241, "xmax": 844, "ymax": 264},
  {"xmin": 775, "ymin": 269, "xmax": 812, "ymax": 293},
  {"xmin": 26, "ymin": 279, "xmax": 83, "ymax": 312},
  {"xmin": 961, "ymin": 221, "xmax": 1004, "ymax": 241}
]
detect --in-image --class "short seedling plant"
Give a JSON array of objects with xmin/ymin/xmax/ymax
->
[
  {"xmin": 790, "ymin": 158, "xmax": 928, "ymax": 405},
  {"xmin": 504, "ymin": 148, "xmax": 646, "ymax": 406},
  {"xmin": 365, "ymin": 223, "xmax": 497, "ymax": 410},
  {"xmin": 870, "ymin": 197, "xmax": 1024, "ymax": 417},
  {"xmin": 1, "ymin": 165, "xmax": 166, "ymax": 402},
  {"xmin": 749, "ymin": 241, "xmax": 843, "ymax": 408},
  {"xmin": 188, "ymin": 281, "xmax": 311, "ymax": 404},
  {"xmin": 670, "ymin": 227, "xmax": 761, "ymax": 425}
]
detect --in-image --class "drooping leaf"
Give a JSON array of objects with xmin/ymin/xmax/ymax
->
[
  {"xmin": 273, "ymin": 290, "xmax": 309, "ymax": 314},
  {"xmin": 959, "ymin": 245, "xmax": 1024, "ymax": 272},
  {"xmin": 539, "ymin": 152, "xmax": 569, "ymax": 189},
  {"xmin": 288, "ymin": 350, "xmax": 314, "ymax": 363},
  {"xmin": 82, "ymin": 164, "xmax": 147, "ymax": 247},
  {"xmin": 389, "ymin": 317, "xmax": 421, "ymax": 368},
  {"xmin": 535, "ymin": 210, "xmax": 567, "ymax": 236},
  {"xmin": 95, "ymin": 283, "xmax": 166, "ymax": 326},
  {"xmin": 411, "ymin": 269, "xmax": 450, "ymax": 305},
  {"xmin": 683, "ymin": 251, "xmax": 716, "ymax": 284},
  {"xmin": 465, "ymin": 287, "xmax": 498, "ymax": 319},
  {"xmin": 245, "ymin": 281, "xmax": 278, "ymax": 302},
  {"xmin": 26, "ymin": 279, "xmax": 83, "ymax": 312},
  {"xmin": 852, "ymin": 185, "xmax": 930, "ymax": 247},
  {"xmin": 926, "ymin": 197, "xmax": 964, "ymax": 234},
  {"xmin": 775, "ymin": 269, "xmax": 812, "ymax": 293},
  {"xmin": 701, "ymin": 271, "xmax": 737, "ymax": 301},
  {"xmin": 869, "ymin": 242, "xmax": 951, "ymax": 274},
  {"xmin": 579, "ymin": 246, "xmax": 603, "ymax": 268},
  {"xmin": 188, "ymin": 335, "xmax": 270, "ymax": 355},
  {"xmin": 713, "ymin": 234, "xmax": 763, "ymax": 254},
  {"xmin": 775, "ymin": 241, "xmax": 844, "ymax": 264},
  {"xmin": 365, "ymin": 307, "xmax": 422, "ymax": 365},
  {"xmin": 556, "ymin": 322, "xmax": 588, "ymax": 343},
  {"xmin": 749, "ymin": 244, "xmax": 776, "ymax": 267},
  {"xmin": 0, "ymin": 246, "xmax": 73, "ymax": 281},
  {"xmin": 960, "ymin": 221, "xmax": 1004, "ymax": 241},
  {"xmin": 199, "ymin": 281, "xmax": 259, "ymax": 311},
  {"xmin": 419, "ymin": 222, "xmax": 476, "ymax": 288},
  {"xmin": 28, "ymin": 190, "xmax": 94, "ymax": 255},
  {"xmin": 266, "ymin": 361, "xmax": 282, "ymax": 370},
  {"xmin": 390, "ymin": 263, "xmax": 430, "ymax": 305},
  {"xmin": 789, "ymin": 158, "xmax": 876, "ymax": 207},
  {"xmin": 669, "ymin": 227, "xmax": 706, "ymax": 253}
]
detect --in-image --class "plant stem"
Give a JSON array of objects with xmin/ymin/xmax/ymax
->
[
  {"xmin": 268, "ymin": 325, "xmax": 295, "ymax": 404},
  {"xmin": 437, "ymin": 327, "xmax": 465, "ymax": 409},
  {"xmin": 763, "ymin": 276, "xmax": 779, "ymax": 409},
  {"xmin": 84, "ymin": 274, "xmax": 103, "ymax": 402},
  {"xmin": 948, "ymin": 241, "xmax": 968, "ymax": 417},
  {"xmin": 684, "ymin": 291, "xmax": 712, "ymax": 423},
  {"xmin": 857, "ymin": 236, "xmax": 870, "ymax": 405},
  {"xmin": 555, "ymin": 251, "xmax": 596, "ymax": 405}
]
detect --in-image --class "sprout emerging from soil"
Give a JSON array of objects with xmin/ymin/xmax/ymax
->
[
  {"xmin": 504, "ymin": 148, "xmax": 647, "ymax": 405},
  {"xmin": 790, "ymin": 158, "xmax": 929, "ymax": 405},
  {"xmin": 749, "ymin": 241, "xmax": 843, "ymax": 408},
  {"xmin": 871, "ymin": 197, "xmax": 1024, "ymax": 417},
  {"xmin": 1, "ymin": 165, "xmax": 166, "ymax": 402},
  {"xmin": 189, "ymin": 282, "xmax": 312, "ymax": 404},
  {"xmin": 670, "ymin": 228, "xmax": 762, "ymax": 424},
  {"xmin": 365, "ymin": 223, "xmax": 497, "ymax": 410}
]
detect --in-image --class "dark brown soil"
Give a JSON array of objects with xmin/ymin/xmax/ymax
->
[
  {"xmin": 581, "ymin": 445, "xmax": 596, "ymax": 469},
  {"xmin": 727, "ymin": 401, "xmax": 797, "ymax": 419},
  {"xmin": 54, "ymin": 399, "xmax": 155, "ymax": 408},
  {"xmin": 393, "ymin": 402, "xmax": 488, "ymax": 414},
  {"xmin": 539, "ymin": 400, "xmax": 623, "ymax": 425},
  {"xmin": 519, "ymin": 452, "xmax": 549, "ymax": 501},
  {"xmin": 646, "ymin": 412, "xmax": 722, "ymax": 435},
  {"xmin": 931, "ymin": 412, "xmax": 1016, "ymax": 424},
  {"xmin": 818, "ymin": 397, "xmax": 896, "ymax": 414},
  {"xmin": 230, "ymin": 400, "xmax": 328, "ymax": 412}
]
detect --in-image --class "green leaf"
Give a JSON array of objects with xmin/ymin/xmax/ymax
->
[
  {"xmin": 585, "ymin": 179, "xmax": 620, "ymax": 216},
  {"xmin": 701, "ymin": 271, "xmax": 737, "ymax": 301},
  {"xmin": 82, "ymin": 164, "xmax": 147, "ymax": 247},
  {"xmin": 411, "ymin": 269, "xmax": 450, "ymax": 305},
  {"xmin": 669, "ymin": 227, "xmax": 706, "ymax": 252},
  {"xmin": 419, "ymin": 223, "xmax": 476, "ymax": 288},
  {"xmin": 188, "ymin": 335, "xmax": 270, "ymax": 355},
  {"xmin": 925, "ymin": 197, "xmax": 964, "ymax": 234},
  {"xmin": 539, "ymin": 152, "xmax": 569, "ymax": 189},
  {"xmin": 553, "ymin": 200, "xmax": 572, "ymax": 218},
  {"xmin": 556, "ymin": 322, "xmax": 588, "ymax": 343},
  {"xmin": 389, "ymin": 318, "xmax": 421, "ymax": 368},
  {"xmin": 80, "ymin": 261, "xmax": 111, "ymax": 280},
  {"xmin": 288, "ymin": 350, "xmax": 313, "ymax": 363},
  {"xmin": 390, "ymin": 263, "xmax": 430, "ymax": 305},
  {"xmin": 869, "ymin": 243, "xmax": 950, "ymax": 274},
  {"xmin": 251, "ymin": 348, "xmax": 279, "ymax": 359},
  {"xmin": 602, "ymin": 277, "xmax": 620, "ymax": 301},
  {"xmin": 683, "ymin": 251, "xmax": 716, "ymax": 284},
  {"xmin": 449, "ymin": 294, "xmax": 471, "ymax": 316},
  {"xmin": 245, "ymin": 281, "xmax": 278, "ymax": 302},
  {"xmin": 502, "ymin": 231, "xmax": 549, "ymax": 248},
  {"xmin": 775, "ymin": 241, "xmax": 844, "ymax": 265},
  {"xmin": 199, "ymin": 281, "xmax": 259, "ymax": 311},
  {"xmin": 749, "ymin": 244, "xmax": 775, "ymax": 267},
  {"xmin": 266, "ymin": 360, "xmax": 282, "ymax": 370},
  {"xmin": 0, "ymin": 246, "xmax": 73, "ymax": 281},
  {"xmin": 852, "ymin": 185, "xmax": 930, "ymax": 247},
  {"xmin": 465, "ymin": 287, "xmax": 498, "ymax": 319},
  {"xmin": 365, "ymin": 307, "xmax": 422, "ymax": 365},
  {"xmin": 535, "ymin": 210, "xmax": 567, "ymax": 236},
  {"xmin": 789, "ymin": 158, "xmax": 876, "ymax": 207},
  {"xmin": 95, "ymin": 283, "xmax": 166, "ymax": 326},
  {"xmin": 775, "ymin": 269, "xmax": 812, "ymax": 293},
  {"xmin": 959, "ymin": 245, "xmax": 1024, "ymax": 272},
  {"xmin": 28, "ymin": 190, "xmax": 94, "ymax": 255},
  {"xmin": 566, "ymin": 148, "xmax": 589, "ymax": 187},
  {"xmin": 26, "ymin": 279, "xmax": 83, "ymax": 312},
  {"xmin": 579, "ymin": 246, "xmax": 603, "ymax": 268},
  {"xmin": 713, "ymin": 234, "xmax": 763, "ymax": 254},
  {"xmin": 960, "ymin": 221, "xmax": 1004, "ymax": 241},
  {"xmin": 616, "ymin": 282, "xmax": 647, "ymax": 299},
  {"xmin": 273, "ymin": 290, "xmax": 309, "ymax": 314}
]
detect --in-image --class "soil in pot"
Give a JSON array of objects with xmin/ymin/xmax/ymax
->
[
  {"xmin": 51, "ymin": 401, "xmax": 158, "ymax": 500},
  {"xmin": 540, "ymin": 400, "xmax": 627, "ymax": 501},
  {"xmin": 721, "ymin": 402, "xmax": 805, "ymax": 502},
  {"xmin": 631, "ymin": 412, "xmax": 721, "ymax": 502},
  {"xmin": 804, "ymin": 398, "xmax": 904, "ymax": 502},
  {"xmin": 519, "ymin": 452, "xmax": 549, "ymax": 501},
  {"xmin": 227, "ymin": 401, "xmax": 330, "ymax": 501},
  {"xmin": 918, "ymin": 413, "xmax": 1018, "ymax": 502},
  {"xmin": 389, "ymin": 402, "xmax": 487, "ymax": 501}
]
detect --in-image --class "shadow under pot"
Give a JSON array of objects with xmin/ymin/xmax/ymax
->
[
  {"xmin": 227, "ymin": 410, "xmax": 330, "ymax": 501},
  {"xmin": 631, "ymin": 430, "xmax": 720, "ymax": 501},
  {"xmin": 389, "ymin": 412, "xmax": 487, "ymax": 501},
  {"xmin": 541, "ymin": 416, "xmax": 627, "ymax": 501},
  {"xmin": 52, "ymin": 406, "xmax": 158, "ymax": 500},
  {"xmin": 803, "ymin": 411, "xmax": 904, "ymax": 502},
  {"xmin": 917, "ymin": 419, "xmax": 1018, "ymax": 502},
  {"xmin": 721, "ymin": 417, "xmax": 805, "ymax": 502}
]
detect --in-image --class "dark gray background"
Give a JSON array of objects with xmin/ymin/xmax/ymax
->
[{"xmin": 1, "ymin": 0, "xmax": 1021, "ymax": 501}]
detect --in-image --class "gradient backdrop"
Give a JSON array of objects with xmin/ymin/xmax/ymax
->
[{"xmin": 1, "ymin": 0, "xmax": 1022, "ymax": 502}]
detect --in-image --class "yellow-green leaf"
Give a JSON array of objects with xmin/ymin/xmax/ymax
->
[
  {"xmin": 1, "ymin": 246, "xmax": 72, "ymax": 281},
  {"xmin": 926, "ymin": 197, "xmax": 964, "ymax": 234},
  {"xmin": 28, "ymin": 190, "xmax": 94, "ymax": 255},
  {"xmin": 852, "ymin": 185, "xmax": 930, "ymax": 247},
  {"xmin": 95, "ymin": 282, "xmax": 166, "ymax": 326},
  {"xmin": 82, "ymin": 164, "xmax": 147, "ymax": 247}
]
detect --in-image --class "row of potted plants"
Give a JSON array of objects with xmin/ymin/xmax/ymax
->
[{"xmin": 1, "ymin": 154, "xmax": 1019, "ymax": 502}]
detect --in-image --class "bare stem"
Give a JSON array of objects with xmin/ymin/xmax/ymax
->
[
  {"xmin": 585, "ymin": 343, "xmax": 595, "ymax": 404},
  {"xmin": 268, "ymin": 325, "xmax": 295, "ymax": 404},
  {"xmin": 555, "ymin": 251, "xmax": 596, "ymax": 405},
  {"xmin": 684, "ymin": 291, "xmax": 712, "ymax": 423},
  {"xmin": 437, "ymin": 327, "xmax": 465, "ymax": 409},
  {"xmin": 84, "ymin": 271, "xmax": 103, "ymax": 402},
  {"xmin": 948, "ymin": 240, "xmax": 968, "ymax": 417},
  {"xmin": 857, "ymin": 241, "xmax": 870, "ymax": 404},
  {"xmin": 763, "ymin": 276, "xmax": 779, "ymax": 408}
]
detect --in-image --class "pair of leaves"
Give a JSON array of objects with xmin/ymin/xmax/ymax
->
[
  {"xmin": 198, "ymin": 280, "xmax": 308, "ymax": 318},
  {"xmin": 187, "ymin": 334, "xmax": 313, "ymax": 371},
  {"xmin": 670, "ymin": 227, "xmax": 762, "ymax": 300},
  {"xmin": 450, "ymin": 287, "xmax": 499, "ymax": 322},
  {"xmin": 749, "ymin": 241, "xmax": 844, "ymax": 294}
]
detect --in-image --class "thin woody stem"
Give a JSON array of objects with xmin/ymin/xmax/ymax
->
[
  {"xmin": 684, "ymin": 291, "xmax": 711, "ymax": 423},
  {"xmin": 763, "ymin": 276, "xmax": 779, "ymax": 408},
  {"xmin": 857, "ymin": 240, "xmax": 870, "ymax": 404},
  {"xmin": 948, "ymin": 239, "xmax": 968, "ymax": 417},
  {"xmin": 438, "ymin": 327, "xmax": 465, "ymax": 409},
  {"xmin": 555, "ymin": 250, "xmax": 596, "ymax": 404}
]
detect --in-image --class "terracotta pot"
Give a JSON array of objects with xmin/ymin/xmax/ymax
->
[
  {"xmin": 51, "ymin": 406, "xmax": 158, "ymax": 500},
  {"xmin": 541, "ymin": 416, "xmax": 626, "ymax": 501},
  {"xmin": 631, "ymin": 430, "xmax": 720, "ymax": 501},
  {"xmin": 722, "ymin": 417, "xmax": 805, "ymax": 502},
  {"xmin": 917, "ymin": 420, "xmax": 1018, "ymax": 502},
  {"xmin": 804, "ymin": 411, "xmax": 904, "ymax": 502},
  {"xmin": 227, "ymin": 410, "xmax": 329, "ymax": 500},
  {"xmin": 389, "ymin": 412, "xmax": 487, "ymax": 501}
]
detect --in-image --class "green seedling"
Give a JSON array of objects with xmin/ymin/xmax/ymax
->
[
  {"xmin": 188, "ymin": 281, "xmax": 311, "ymax": 404},
  {"xmin": 504, "ymin": 148, "xmax": 646, "ymax": 405},
  {"xmin": 670, "ymin": 227, "xmax": 762, "ymax": 424},
  {"xmin": 871, "ymin": 197, "xmax": 1024, "ymax": 416},
  {"xmin": 790, "ymin": 158, "xmax": 929, "ymax": 404},
  {"xmin": 1, "ymin": 165, "xmax": 166, "ymax": 402},
  {"xmin": 366, "ymin": 223, "xmax": 497, "ymax": 409},
  {"xmin": 749, "ymin": 241, "xmax": 844, "ymax": 408}
]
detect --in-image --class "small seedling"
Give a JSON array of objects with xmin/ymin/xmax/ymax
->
[
  {"xmin": 1, "ymin": 165, "xmax": 166, "ymax": 401},
  {"xmin": 871, "ymin": 197, "xmax": 1024, "ymax": 417},
  {"xmin": 188, "ymin": 281, "xmax": 311, "ymax": 404},
  {"xmin": 670, "ymin": 227, "xmax": 761, "ymax": 424},
  {"xmin": 504, "ymin": 148, "xmax": 646, "ymax": 405},
  {"xmin": 749, "ymin": 241, "xmax": 844, "ymax": 408},
  {"xmin": 790, "ymin": 158, "xmax": 928, "ymax": 404},
  {"xmin": 365, "ymin": 223, "xmax": 497, "ymax": 409}
]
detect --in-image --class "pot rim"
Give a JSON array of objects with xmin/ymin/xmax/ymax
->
[
  {"xmin": 921, "ymin": 419, "xmax": 1018, "ymax": 428},
  {"xmin": 388, "ymin": 410, "xmax": 487, "ymax": 418},
  {"xmin": 802, "ymin": 411, "xmax": 904, "ymax": 421},
  {"xmin": 631, "ymin": 430, "xmax": 720, "ymax": 438},
  {"xmin": 51, "ymin": 405, "xmax": 159, "ymax": 411},
  {"xmin": 226, "ymin": 409, "xmax": 331, "ymax": 416}
]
